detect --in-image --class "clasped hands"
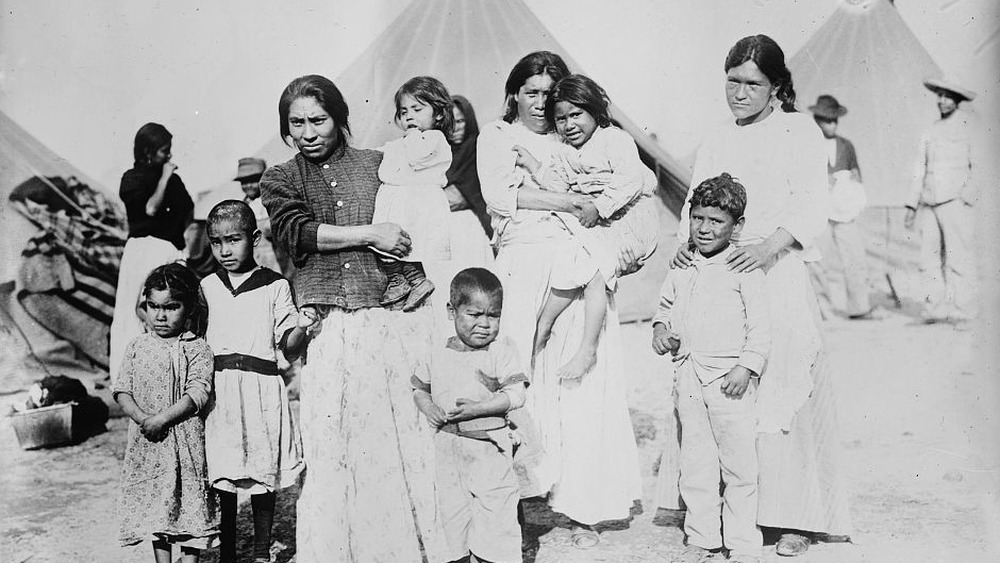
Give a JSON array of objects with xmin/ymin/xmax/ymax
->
[{"xmin": 421, "ymin": 398, "xmax": 487, "ymax": 429}]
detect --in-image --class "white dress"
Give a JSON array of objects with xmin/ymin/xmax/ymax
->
[
  {"xmin": 373, "ymin": 129, "xmax": 453, "ymax": 262},
  {"xmin": 202, "ymin": 268, "xmax": 304, "ymax": 493},
  {"xmin": 478, "ymin": 119, "xmax": 642, "ymax": 525}
]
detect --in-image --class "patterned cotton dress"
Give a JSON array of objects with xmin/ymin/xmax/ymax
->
[
  {"xmin": 202, "ymin": 267, "xmax": 304, "ymax": 493},
  {"xmin": 113, "ymin": 332, "xmax": 218, "ymax": 548}
]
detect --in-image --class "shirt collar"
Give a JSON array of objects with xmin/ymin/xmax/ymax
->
[{"xmin": 691, "ymin": 246, "xmax": 731, "ymax": 267}]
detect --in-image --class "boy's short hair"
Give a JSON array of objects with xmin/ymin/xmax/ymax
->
[
  {"xmin": 450, "ymin": 267, "xmax": 503, "ymax": 309},
  {"xmin": 207, "ymin": 199, "xmax": 257, "ymax": 236},
  {"xmin": 689, "ymin": 173, "xmax": 747, "ymax": 222}
]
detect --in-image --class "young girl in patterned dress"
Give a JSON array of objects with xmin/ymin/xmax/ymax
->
[{"xmin": 113, "ymin": 262, "xmax": 217, "ymax": 563}]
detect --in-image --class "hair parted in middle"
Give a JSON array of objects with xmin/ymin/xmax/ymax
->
[
  {"xmin": 724, "ymin": 34, "xmax": 797, "ymax": 113},
  {"xmin": 141, "ymin": 262, "xmax": 209, "ymax": 337},
  {"xmin": 278, "ymin": 74, "xmax": 351, "ymax": 152},
  {"xmin": 502, "ymin": 51, "xmax": 570, "ymax": 124},
  {"xmin": 207, "ymin": 199, "xmax": 258, "ymax": 237},
  {"xmin": 394, "ymin": 76, "xmax": 455, "ymax": 135},
  {"xmin": 689, "ymin": 172, "xmax": 748, "ymax": 222},
  {"xmin": 449, "ymin": 267, "xmax": 504, "ymax": 309},
  {"xmin": 545, "ymin": 74, "xmax": 613, "ymax": 128}
]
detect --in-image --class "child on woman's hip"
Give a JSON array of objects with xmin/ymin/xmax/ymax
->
[
  {"xmin": 512, "ymin": 74, "xmax": 659, "ymax": 381},
  {"xmin": 373, "ymin": 76, "xmax": 455, "ymax": 311}
]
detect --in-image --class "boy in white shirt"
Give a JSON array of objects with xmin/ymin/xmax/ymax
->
[{"xmin": 652, "ymin": 173, "xmax": 770, "ymax": 563}]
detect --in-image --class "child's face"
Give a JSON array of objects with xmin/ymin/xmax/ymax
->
[
  {"xmin": 208, "ymin": 219, "xmax": 259, "ymax": 273},
  {"xmin": 814, "ymin": 116, "xmax": 838, "ymax": 139},
  {"xmin": 447, "ymin": 290, "xmax": 502, "ymax": 349},
  {"xmin": 553, "ymin": 101, "xmax": 598, "ymax": 148},
  {"xmin": 689, "ymin": 204, "xmax": 743, "ymax": 256},
  {"xmin": 397, "ymin": 94, "xmax": 440, "ymax": 132},
  {"xmin": 148, "ymin": 142, "xmax": 172, "ymax": 166},
  {"xmin": 145, "ymin": 288, "xmax": 188, "ymax": 339}
]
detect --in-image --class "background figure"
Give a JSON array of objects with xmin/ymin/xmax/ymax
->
[
  {"xmin": 904, "ymin": 76, "xmax": 977, "ymax": 324},
  {"xmin": 235, "ymin": 157, "xmax": 290, "ymax": 277},
  {"xmin": 426, "ymin": 94, "xmax": 496, "ymax": 338},
  {"xmin": 109, "ymin": 123, "xmax": 192, "ymax": 384},
  {"xmin": 806, "ymin": 95, "xmax": 877, "ymax": 320}
]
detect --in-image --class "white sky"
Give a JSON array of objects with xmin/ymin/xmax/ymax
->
[{"xmin": 0, "ymin": 0, "xmax": 996, "ymax": 196}]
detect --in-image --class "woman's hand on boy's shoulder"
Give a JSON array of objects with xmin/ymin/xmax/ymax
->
[{"xmin": 671, "ymin": 244, "xmax": 694, "ymax": 269}]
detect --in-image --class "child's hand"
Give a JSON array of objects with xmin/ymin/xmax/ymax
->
[
  {"xmin": 511, "ymin": 145, "xmax": 541, "ymax": 174},
  {"xmin": 720, "ymin": 366, "xmax": 753, "ymax": 398},
  {"xmin": 422, "ymin": 403, "xmax": 449, "ymax": 429},
  {"xmin": 904, "ymin": 207, "xmax": 917, "ymax": 230},
  {"xmin": 298, "ymin": 306, "xmax": 320, "ymax": 331},
  {"xmin": 651, "ymin": 323, "xmax": 680, "ymax": 356},
  {"xmin": 571, "ymin": 196, "xmax": 600, "ymax": 228},
  {"xmin": 140, "ymin": 413, "xmax": 170, "ymax": 442},
  {"xmin": 446, "ymin": 398, "xmax": 483, "ymax": 423},
  {"xmin": 160, "ymin": 161, "xmax": 178, "ymax": 180}
]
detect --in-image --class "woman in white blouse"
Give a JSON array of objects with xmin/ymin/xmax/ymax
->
[
  {"xmin": 671, "ymin": 35, "xmax": 851, "ymax": 557},
  {"xmin": 477, "ymin": 50, "xmax": 642, "ymax": 549}
]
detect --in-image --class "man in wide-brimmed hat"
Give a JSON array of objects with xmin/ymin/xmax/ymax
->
[
  {"xmin": 904, "ymin": 76, "xmax": 977, "ymax": 323},
  {"xmin": 234, "ymin": 157, "xmax": 289, "ymax": 277},
  {"xmin": 806, "ymin": 95, "xmax": 878, "ymax": 320}
]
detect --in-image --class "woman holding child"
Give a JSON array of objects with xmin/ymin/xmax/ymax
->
[
  {"xmin": 478, "ymin": 50, "xmax": 642, "ymax": 547},
  {"xmin": 671, "ymin": 35, "xmax": 851, "ymax": 557},
  {"xmin": 259, "ymin": 74, "xmax": 444, "ymax": 563}
]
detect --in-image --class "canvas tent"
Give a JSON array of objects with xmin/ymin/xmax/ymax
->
[
  {"xmin": 0, "ymin": 110, "xmax": 127, "ymax": 393},
  {"xmin": 788, "ymin": 0, "xmax": 937, "ymax": 301},
  {"xmin": 196, "ymin": 0, "xmax": 688, "ymax": 321}
]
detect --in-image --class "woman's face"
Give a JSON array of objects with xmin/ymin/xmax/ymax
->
[
  {"xmin": 513, "ymin": 73, "xmax": 556, "ymax": 134},
  {"xmin": 450, "ymin": 106, "xmax": 466, "ymax": 144},
  {"xmin": 287, "ymin": 96, "xmax": 338, "ymax": 161},
  {"xmin": 553, "ymin": 101, "xmax": 598, "ymax": 148},
  {"xmin": 725, "ymin": 61, "xmax": 777, "ymax": 126},
  {"xmin": 149, "ymin": 142, "xmax": 171, "ymax": 166}
]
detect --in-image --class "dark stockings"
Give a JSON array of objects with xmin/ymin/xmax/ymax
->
[{"xmin": 251, "ymin": 491, "xmax": 276, "ymax": 561}]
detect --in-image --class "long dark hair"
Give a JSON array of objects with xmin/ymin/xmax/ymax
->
[
  {"xmin": 724, "ymin": 35, "xmax": 797, "ymax": 113},
  {"xmin": 545, "ymin": 74, "xmax": 613, "ymax": 129},
  {"xmin": 133, "ymin": 123, "xmax": 172, "ymax": 167},
  {"xmin": 141, "ymin": 262, "xmax": 208, "ymax": 337},
  {"xmin": 278, "ymin": 75, "xmax": 351, "ymax": 153},
  {"xmin": 502, "ymin": 51, "xmax": 570, "ymax": 124},
  {"xmin": 451, "ymin": 95, "xmax": 480, "ymax": 144}
]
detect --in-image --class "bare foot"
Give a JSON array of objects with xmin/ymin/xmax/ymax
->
[{"xmin": 557, "ymin": 348, "xmax": 597, "ymax": 381}]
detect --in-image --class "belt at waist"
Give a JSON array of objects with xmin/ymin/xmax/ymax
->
[
  {"xmin": 214, "ymin": 353, "xmax": 280, "ymax": 376},
  {"xmin": 439, "ymin": 416, "xmax": 507, "ymax": 440}
]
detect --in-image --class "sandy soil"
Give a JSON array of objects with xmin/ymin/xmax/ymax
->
[{"xmin": 2, "ymin": 310, "xmax": 999, "ymax": 563}]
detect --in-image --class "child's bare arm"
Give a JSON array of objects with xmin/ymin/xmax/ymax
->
[
  {"xmin": 282, "ymin": 307, "xmax": 319, "ymax": 360},
  {"xmin": 413, "ymin": 389, "xmax": 448, "ymax": 428},
  {"xmin": 114, "ymin": 393, "xmax": 150, "ymax": 426},
  {"xmin": 447, "ymin": 392, "xmax": 513, "ymax": 423}
]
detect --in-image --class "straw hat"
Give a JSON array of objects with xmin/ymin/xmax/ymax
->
[
  {"xmin": 808, "ymin": 95, "xmax": 848, "ymax": 119},
  {"xmin": 234, "ymin": 157, "xmax": 266, "ymax": 180},
  {"xmin": 923, "ymin": 76, "xmax": 976, "ymax": 102}
]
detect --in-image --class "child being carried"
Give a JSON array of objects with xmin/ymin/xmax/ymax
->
[{"xmin": 514, "ymin": 74, "xmax": 659, "ymax": 380}]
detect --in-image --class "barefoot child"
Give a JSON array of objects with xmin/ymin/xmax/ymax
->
[
  {"xmin": 412, "ymin": 268, "xmax": 528, "ymax": 563},
  {"xmin": 373, "ymin": 76, "xmax": 454, "ymax": 311},
  {"xmin": 114, "ymin": 262, "xmax": 217, "ymax": 562},
  {"xmin": 651, "ymin": 174, "xmax": 770, "ymax": 563},
  {"xmin": 200, "ymin": 200, "xmax": 309, "ymax": 563},
  {"xmin": 513, "ymin": 74, "xmax": 659, "ymax": 379}
]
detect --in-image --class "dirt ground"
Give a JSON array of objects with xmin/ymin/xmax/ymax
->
[{"xmin": 2, "ymin": 308, "xmax": 1000, "ymax": 563}]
